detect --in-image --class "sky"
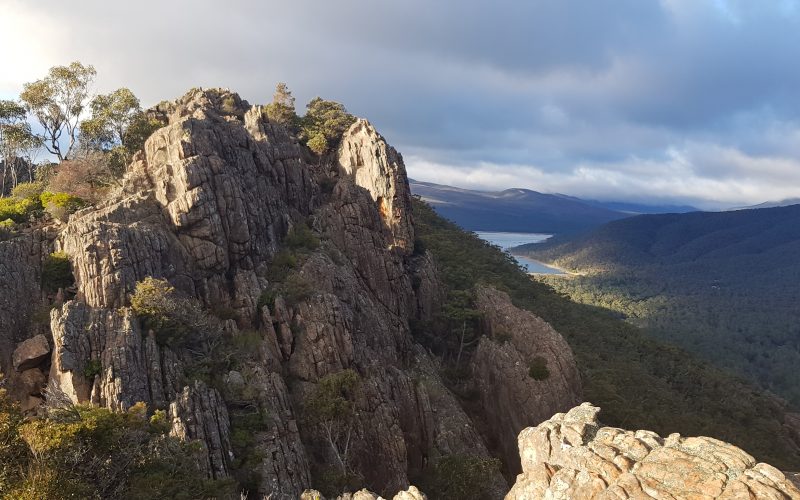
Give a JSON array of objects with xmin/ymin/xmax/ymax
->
[{"xmin": 2, "ymin": 0, "xmax": 800, "ymax": 209}]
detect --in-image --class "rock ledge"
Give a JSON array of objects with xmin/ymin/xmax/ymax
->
[{"xmin": 507, "ymin": 403, "xmax": 800, "ymax": 499}]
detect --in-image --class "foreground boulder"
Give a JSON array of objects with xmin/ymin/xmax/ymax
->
[
  {"xmin": 507, "ymin": 403, "xmax": 800, "ymax": 499},
  {"xmin": 12, "ymin": 334, "xmax": 50, "ymax": 371},
  {"xmin": 301, "ymin": 486, "xmax": 427, "ymax": 500}
]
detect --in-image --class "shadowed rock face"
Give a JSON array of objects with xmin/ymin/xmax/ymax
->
[
  {"xmin": 506, "ymin": 403, "xmax": 800, "ymax": 500},
  {"xmin": 471, "ymin": 286, "xmax": 582, "ymax": 472},
  {"xmin": 0, "ymin": 229, "xmax": 52, "ymax": 374}
]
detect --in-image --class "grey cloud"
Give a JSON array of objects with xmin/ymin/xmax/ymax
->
[{"xmin": 3, "ymin": 0, "xmax": 800, "ymax": 206}]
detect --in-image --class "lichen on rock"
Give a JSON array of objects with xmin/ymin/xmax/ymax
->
[{"xmin": 506, "ymin": 403, "xmax": 800, "ymax": 499}]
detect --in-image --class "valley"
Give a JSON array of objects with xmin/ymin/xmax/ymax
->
[
  {"xmin": 517, "ymin": 205, "xmax": 800, "ymax": 408},
  {"xmin": 474, "ymin": 231, "xmax": 565, "ymax": 275}
]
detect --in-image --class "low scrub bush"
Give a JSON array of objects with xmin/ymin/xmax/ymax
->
[
  {"xmin": 285, "ymin": 222, "xmax": 319, "ymax": 252},
  {"xmin": 130, "ymin": 277, "xmax": 213, "ymax": 347},
  {"xmin": 267, "ymin": 250, "xmax": 298, "ymax": 282},
  {"xmin": 10, "ymin": 181, "xmax": 45, "ymax": 201},
  {"xmin": 283, "ymin": 273, "xmax": 313, "ymax": 306},
  {"xmin": 83, "ymin": 359, "xmax": 102, "ymax": 379},
  {"xmin": 417, "ymin": 454, "xmax": 502, "ymax": 500},
  {"xmin": 0, "ymin": 218, "xmax": 14, "ymax": 240},
  {"xmin": 528, "ymin": 356, "xmax": 550, "ymax": 381},
  {"xmin": 40, "ymin": 191, "xmax": 86, "ymax": 221},
  {"xmin": 41, "ymin": 252, "xmax": 73, "ymax": 293},
  {"xmin": 0, "ymin": 197, "xmax": 39, "ymax": 223},
  {"xmin": 0, "ymin": 391, "xmax": 232, "ymax": 499}
]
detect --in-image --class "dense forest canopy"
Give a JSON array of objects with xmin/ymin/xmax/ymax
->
[{"xmin": 517, "ymin": 205, "xmax": 800, "ymax": 408}]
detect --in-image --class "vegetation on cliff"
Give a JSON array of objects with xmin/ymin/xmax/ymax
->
[
  {"xmin": 0, "ymin": 387, "xmax": 229, "ymax": 499},
  {"xmin": 413, "ymin": 197, "xmax": 800, "ymax": 469}
]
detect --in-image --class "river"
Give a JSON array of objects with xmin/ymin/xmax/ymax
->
[{"xmin": 475, "ymin": 231, "xmax": 565, "ymax": 275}]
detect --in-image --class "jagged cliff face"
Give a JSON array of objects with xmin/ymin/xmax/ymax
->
[
  {"xmin": 471, "ymin": 286, "xmax": 582, "ymax": 472},
  {"xmin": 6, "ymin": 88, "xmax": 567, "ymax": 498},
  {"xmin": 0, "ymin": 228, "xmax": 55, "ymax": 411}
]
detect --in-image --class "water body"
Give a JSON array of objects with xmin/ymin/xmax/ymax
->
[{"xmin": 475, "ymin": 231, "xmax": 565, "ymax": 275}]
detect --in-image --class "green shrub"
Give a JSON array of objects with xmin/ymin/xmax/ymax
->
[
  {"xmin": 83, "ymin": 359, "xmax": 102, "ymax": 379},
  {"xmin": 41, "ymin": 252, "xmax": 73, "ymax": 292},
  {"xmin": 0, "ymin": 218, "xmax": 14, "ymax": 240},
  {"xmin": 417, "ymin": 454, "xmax": 502, "ymax": 500},
  {"xmin": 528, "ymin": 356, "xmax": 550, "ymax": 381},
  {"xmin": 0, "ymin": 392, "xmax": 232, "ymax": 499},
  {"xmin": 307, "ymin": 133, "xmax": 328, "ymax": 156},
  {"xmin": 285, "ymin": 223, "xmax": 319, "ymax": 252},
  {"xmin": 267, "ymin": 250, "xmax": 298, "ymax": 282},
  {"xmin": 300, "ymin": 97, "xmax": 356, "ymax": 147},
  {"xmin": 130, "ymin": 277, "xmax": 210, "ymax": 347},
  {"xmin": 312, "ymin": 466, "xmax": 363, "ymax": 498},
  {"xmin": 0, "ymin": 197, "xmax": 39, "ymax": 223},
  {"xmin": 220, "ymin": 96, "xmax": 238, "ymax": 115},
  {"xmin": 11, "ymin": 181, "xmax": 45, "ymax": 201},
  {"xmin": 40, "ymin": 191, "xmax": 86, "ymax": 221},
  {"xmin": 304, "ymin": 370, "xmax": 360, "ymax": 424},
  {"xmin": 283, "ymin": 273, "xmax": 313, "ymax": 306},
  {"xmin": 231, "ymin": 330, "xmax": 264, "ymax": 355},
  {"xmin": 257, "ymin": 288, "xmax": 277, "ymax": 312}
]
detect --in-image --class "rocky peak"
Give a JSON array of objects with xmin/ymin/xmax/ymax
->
[
  {"xmin": 338, "ymin": 119, "xmax": 415, "ymax": 254},
  {"xmin": 60, "ymin": 87, "xmax": 315, "ymax": 313},
  {"xmin": 507, "ymin": 403, "xmax": 800, "ymax": 499},
  {"xmin": 26, "ymin": 87, "xmax": 513, "ymax": 498}
]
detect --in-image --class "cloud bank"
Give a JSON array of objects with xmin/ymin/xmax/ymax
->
[{"xmin": 2, "ymin": 0, "xmax": 800, "ymax": 207}]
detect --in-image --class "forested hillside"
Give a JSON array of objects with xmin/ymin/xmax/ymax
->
[
  {"xmin": 517, "ymin": 204, "xmax": 800, "ymax": 407},
  {"xmin": 413, "ymin": 199, "xmax": 800, "ymax": 469}
]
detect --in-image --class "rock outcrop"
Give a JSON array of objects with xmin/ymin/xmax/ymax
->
[
  {"xmin": 39, "ymin": 88, "xmax": 513, "ymax": 498},
  {"xmin": 507, "ymin": 403, "xmax": 800, "ymax": 499},
  {"xmin": 301, "ymin": 486, "xmax": 427, "ymax": 500},
  {"xmin": 338, "ymin": 119, "xmax": 415, "ymax": 254},
  {"xmin": 0, "ymin": 228, "xmax": 52, "ymax": 376},
  {"xmin": 12, "ymin": 334, "xmax": 50, "ymax": 371},
  {"xmin": 471, "ymin": 286, "xmax": 582, "ymax": 471}
]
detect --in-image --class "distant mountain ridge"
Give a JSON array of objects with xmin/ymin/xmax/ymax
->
[
  {"xmin": 730, "ymin": 198, "xmax": 800, "ymax": 211},
  {"xmin": 573, "ymin": 197, "xmax": 699, "ymax": 214},
  {"xmin": 410, "ymin": 179, "xmax": 699, "ymax": 234},
  {"xmin": 410, "ymin": 180, "xmax": 627, "ymax": 233}
]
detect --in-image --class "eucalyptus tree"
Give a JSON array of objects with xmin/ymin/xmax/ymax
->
[{"xmin": 19, "ymin": 61, "xmax": 96, "ymax": 161}]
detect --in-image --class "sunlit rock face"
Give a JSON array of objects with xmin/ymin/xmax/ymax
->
[
  {"xmin": 506, "ymin": 403, "xmax": 800, "ymax": 500},
  {"xmin": 338, "ymin": 119, "xmax": 415, "ymax": 254}
]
